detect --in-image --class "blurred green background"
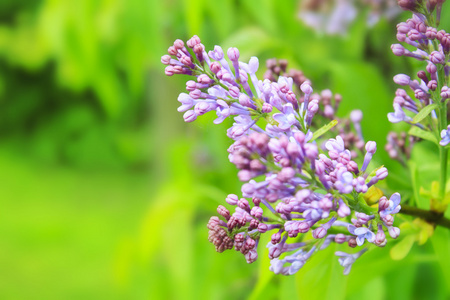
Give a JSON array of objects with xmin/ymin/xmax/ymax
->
[{"xmin": 1, "ymin": 0, "xmax": 450, "ymax": 299}]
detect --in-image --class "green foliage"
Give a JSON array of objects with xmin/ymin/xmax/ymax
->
[{"xmin": 1, "ymin": 0, "xmax": 450, "ymax": 299}]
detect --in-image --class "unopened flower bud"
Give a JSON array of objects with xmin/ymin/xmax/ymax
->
[
  {"xmin": 239, "ymin": 94, "xmax": 252, "ymax": 107},
  {"xmin": 262, "ymin": 103, "xmax": 272, "ymax": 113},
  {"xmin": 183, "ymin": 110, "xmax": 197, "ymax": 122},
  {"xmin": 210, "ymin": 62, "xmax": 221, "ymax": 74},
  {"xmin": 335, "ymin": 233, "xmax": 347, "ymax": 244},
  {"xmin": 258, "ymin": 223, "xmax": 268, "ymax": 233},
  {"xmin": 375, "ymin": 229, "xmax": 386, "ymax": 246},
  {"xmin": 186, "ymin": 80, "xmax": 197, "ymax": 91},
  {"xmin": 391, "ymin": 44, "xmax": 406, "ymax": 56},
  {"xmin": 238, "ymin": 198, "xmax": 250, "ymax": 211},
  {"xmin": 388, "ymin": 226, "xmax": 400, "ymax": 239},
  {"xmin": 313, "ymin": 227, "xmax": 327, "ymax": 239},
  {"xmin": 227, "ymin": 47, "xmax": 240, "ymax": 62},
  {"xmin": 376, "ymin": 167, "xmax": 388, "ymax": 180},
  {"xmin": 348, "ymin": 237, "xmax": 357, "ymax": 248},
  {"xmin": 378, "ymin": 196, "xmax": 389, "ymax": 211},
  {"xmin": 245, "ymin": 249, "xmax": 258, "ymax": 263},
  {"xmin": 430, "ymin": 51, "xmax": 445, "ymax": 64},
  {"xmin": 350, "ymin": 110, "xmax": 363, "ymax": 123},
  {"xmin": 251, "ymin": 206, "xmax": 263, "ymax": 219},
  {"xmin": 252, "ymin": 197, "xmax": 261, "ymax": 205},
  {"xmin": 226, "ymin": 194, "xmax": 239, "ymax": 205},
  {"xmin": 229, "ymin": 86, "xmax": 240, "ymax": 98},
  {"xmin": 217, "ymin": 205, "xmax": 230, "ymax": 220},
  {"xmin": 383, "ymin": 214, "xmax": 394, "ymax": 226},
  {"xmin": 168, "ymin": 46, "xmax": 177, "ymax": 56},
  {"xmin": 393, "ymin": 74, "xmax": 410, "ymax": 86},
  {"xmin": 338, "ymin": 200, "xmax": 351, "ymax": 217},
  {"xmin": 271, "ymin": 232, "xmax": 281, "ymax": 244},
  {"xmin": 365, "ymin": 141, "xmax": 377, "ymax": 154},
  {"xmin": 300, "ymin": 82, "xmax": 313, "ymax": 94},
  {"xmin": 428, "ymin": 79, "xmax": 437, "ymax": 90}
]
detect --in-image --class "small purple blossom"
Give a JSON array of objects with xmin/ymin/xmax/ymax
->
[
  {"xmin": 348, "ymin": 225, "xmax": 376, "ymax": 246},
  {"xmin": 335, "ymin": 169, "xmax": 354, "ymax": 194},
  {"xmin": 361, "ymin": 141, "xmax": 377, "ymax": 173},
  {"xmin": 379, "ymin": 193, "xmax": 402, "ymax": 218},
  {"xmin": 440, "ymin": 125, "xmax": 450, "ymax": 146},
  {"xmin": 388, "ymin": 103, "xmax": 413, "ymax": 123},
  {"xmin": 335, "ymin": 248, "xmax": 368, "ymax": 275}
]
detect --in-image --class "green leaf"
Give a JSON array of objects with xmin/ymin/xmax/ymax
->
[
  {"xmin": 412, "ymin": 103, "xmax": 439, "ymax": 124},
  {"xmin": 390, "ymin": 235, "xmax": 415, "ymax": 260},
  {"xmin": 431, "ymin": 227, "xmax": 450, "ymax": 293},
  {"xmin": 247, "ymin": 233, "xmax": 275, "ymax": 300},
  {"xmin": 295, "ymin": 244, "xmax": 347, "ymax": 300},
  {"xmin": 409, "ymin": 161, "xmax": 428, "ymax": 209},
  {"xmin": 408, "ymin": 126, "xmax": 438, "ymax": 144},
  {"xmin": 311, "ymin": 120, "xmax": 338, "ymax": 141}
]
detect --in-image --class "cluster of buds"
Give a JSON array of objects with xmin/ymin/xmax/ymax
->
[
  {"xmin": 161, "ymin": 36, "xmax": 403, "ymax": 275},
  {"xmin": 385, "ymin": 131, "xmax": 417, "ymax": 163},
  {"xmin": 263, "ymin": 58, "xmax": 309, "ymax": 89},
  {"xmin": 298, "ymin": 0, "xmax": 401, "ymax": 35},
  {"xmin": 389, "ymin": 0, "xmax": 450, "ymax": 147},
  {"xmin": 262, "ymin": 61, "xmax": 364, "ymax": 156},
  {"xmin": 396, "ymin": 0, "xmax": 446, "ymax": 17}
]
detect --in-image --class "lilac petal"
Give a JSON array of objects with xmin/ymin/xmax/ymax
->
[
  {"xmin": 356, "ymin": 236, "xmax": 365, "ymax": 246},
  {"xmin": 365, "ymin": 231, "xmax": 376, "ymax": 243},
  {"xmin": 347, "ymin": 225, "xmax": 357, "ymax": 235},
  {"xmin": 390, "ymin": 193, "xmax": 401, "ymax": 207},
  {"xmin": 354, "ymin": 227, "xmax": 370, "ymax": 235}
]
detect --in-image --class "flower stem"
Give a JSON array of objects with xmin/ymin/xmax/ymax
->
[
  {"xmin": 439, "ymin": 103, "xmax": 448, "ymax": 199},
  {"xmin": 400, "ymin": 205, "xmax": 450, "ymax": 229},
  {"xmin": 439, "ymin": 145, "xmax": 448, "ymax": 199}
]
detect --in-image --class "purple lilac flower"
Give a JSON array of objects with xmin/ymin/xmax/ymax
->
[
  {"xmin": 379, "ymin": 193, "xmax": 402, "ymax": 218},
  {"xmin": 163, "ymin": 36, "xmax": 402, "ymax": 276},
  {"xmin": 335, "ymin": 248, "xmax": 368, "ymax": 275},
  {"xmin": 389, "ymin": 5, "xmax": 450, "ymax": 140},
  {"xmin": 347, "ymin": 225, "xmax": 376, "ymax": 246},
  {"xmin": 361, "ymin": 141, "xmax": 377, "ymax": 173},
  {"xmin": 388, "ymin": 103, "xmax": 413, "ymax": 123},
  {"xmin": 440, "ymin": 125, "xmax": 450, "ymax": 146}
]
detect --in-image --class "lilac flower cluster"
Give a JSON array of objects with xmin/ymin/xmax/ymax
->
[
  {"xmin": 298, "ymin": 0, "xmax": 401, "ymax": 35},
  {"xmin": 389, "ymin": 0, "xmax": 450, "ymax": 146},
  {"xmin": 263, "ymin": 58, "xmax": 309, "ymax": 89},
  {"xmin": 162, "ymin": 36, "xmax": 402, "ymax": 275},
  {"xmin": 385, "ymin": 131, "xmax": 417, "ymax": 164}
]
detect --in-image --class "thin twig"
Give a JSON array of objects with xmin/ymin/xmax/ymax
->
[{"xmin": 400, "ymin": 205, "xmax": 450, "ymax": 229}]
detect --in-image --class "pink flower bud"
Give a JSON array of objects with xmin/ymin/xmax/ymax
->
[
  {"xmin": 227, "ymin": 47, "xmax": 240, "ymax": 62},
  {"xmin": 335, "ymin": 233, "xmax": 347, "ymax": 244},
  {"xmin": 187, "ymin": 35, "xmax": 201, "ymax": 48},
  {"xmin": 226, "ymin": 194, "xmax": 239, "ymax": 205},
  {"xmin": 183, "ymin": 110, "xmax": 197, "ymax": 122}
]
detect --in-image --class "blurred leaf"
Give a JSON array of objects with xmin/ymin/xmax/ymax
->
[
  {"xmin": 295, "ymin": 244, "xmax": 347, "ymax": 300},
  {"xmin": 205, "ymin": 0, "xmax": 234, "ymax": 40},
  {"xmin": 409, "ymin": 161, "xmax": 428, "ymax": 209},
  {"xmin": 431, "ymin": 227, "xmax": 450, "ymax": 293},
  {"xmin": 223, "ymin": 27, "xmax": 274, "ymax": 59},
  {"xmin": 183, "ymin": 0, "xmax": 204, "ymax": 36},
  {"xmin": 412, "ymin": 103, "xmax": 439, "ymax": 124},
  {"xmin": 311, "ymin": 119, "xmax": 338, "ymax": 141},
  {"xmin": 241, "ymin": 0, "xmax": 278, "ymax": 35},
  {"xmin": 248, "ymin": 233, "xmax": 275, "ymax": 300},
  {"xmin": 408, "ymin": 126, "xmax": 438, "ymax": 144},
  {"xmin": 390, "ymin": 234, "xmax": 415, "ymax": 260},
  {"xmin": 330, "ymin": 61, "xmax": 392, "ymax": 146}
]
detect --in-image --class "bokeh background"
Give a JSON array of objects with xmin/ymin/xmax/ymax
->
[{"xmin": 1, "ymin": 0, "xmax": 450, "ymax": 299}]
